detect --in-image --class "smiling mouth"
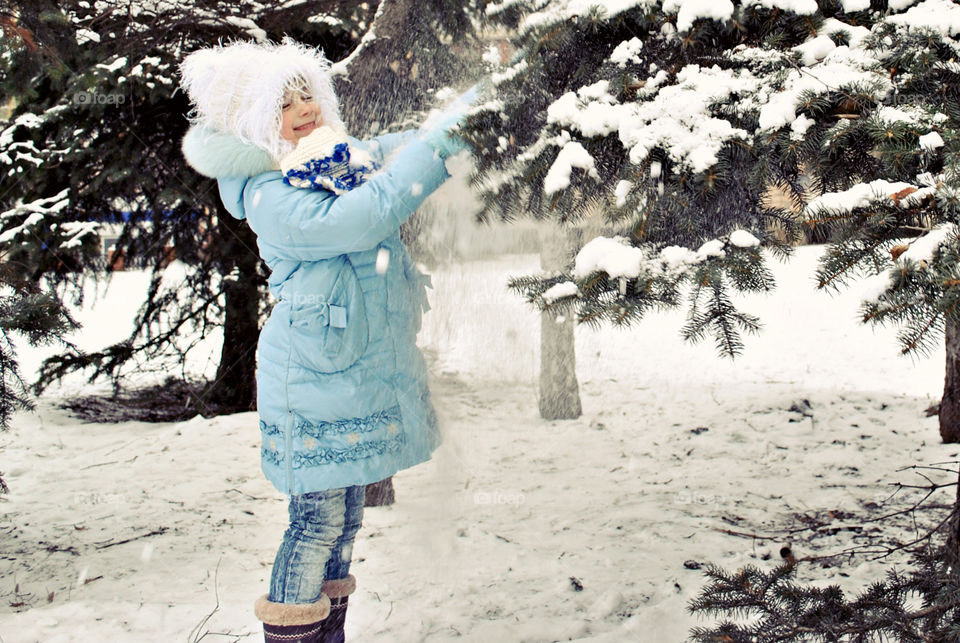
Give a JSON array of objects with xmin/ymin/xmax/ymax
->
[{"xmin": 294, "ymin": 122, "xmax": 316, "ymax": 133}]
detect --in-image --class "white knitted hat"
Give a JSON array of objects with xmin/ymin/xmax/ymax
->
[{"xmin": 179, "ymin": 38, "xmax": 345, "ymax": 163}]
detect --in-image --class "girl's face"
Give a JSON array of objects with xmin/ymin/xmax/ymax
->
[{"xmin": 279, "ymin": 87, "xmax": 323, "ymax": 143}]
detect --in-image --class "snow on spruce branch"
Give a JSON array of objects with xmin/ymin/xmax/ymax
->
[
  {"xmin": 543, "ymin": 64, "xmax": 759, "ymax": 180},
  {"xmin": 804, "ymin": 178, "xmax": 939, "ymax": 216},
  {"xmin": 541, "ymin": 280, "xmax": 580, "ymax": 303},
  {"xmin": 0, "ymin": 189, "xmax": 71, "ymax": 244},
  {"xmin": 0, "ymin": 112, "xmax": 55, "ymax": 170},
  {"xmin": 757, "ymin": 49, "xmax": 891, "ymax": 132},
  {"xmin": 58, "ymin": 221, "xmax": 100, "ymax": 250},
  {"xmin": 662, "ymin": 0, "xmax": 734, "ymax": 33},
  {"xmin": 619, "ymin": 64, "xmax": 758, "ymax": 172},
  {"xmin": 0, "ymin": 113, "xmax": 44, "ymax": 146},
  {"xmin": 543, "ymin": 132, "xmax": 599, "ymax": 195},
  {"xmin": 491, "ymin": 60, "xmax": 529, "ymax": 86},
  {"xmin": 95, "ymin": 56, "xmax": 127, "ymax": 74},
  {"xmin": 536, "ymin": 12, "xmax": 898, "ymax": 189},
  {"xmin": 897, "ymin": 223, "xmax": 958, "ymax": 265},
  {"xmin": 524, "ymin": 0, "xmax": 960, "ymax": 196},
  {"xmin": 518, "ymin": 0, "xmax": 655, "ymax": 35},
  {"xmin": 547, "ymin": 231, "xmax": 762, "ymax": 293},
  {"xmin": 806, "ymin": 175, "xmax": 957, "ymax": 309},
  {"xmin": 887, "ymin": 0, "xmax": 960, "ymax": 36},
  {"xmin": 860, "ymin": 223, "xmax": 959, "ymax": 306},
  {"xmin": 330, "ymin": 0, "xmax": 388, "ymax": 77},
  {"xmin": 223, "ymin": 16, "xmax": 267, "ymax": 41}
]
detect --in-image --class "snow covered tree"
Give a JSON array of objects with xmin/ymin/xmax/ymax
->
[
  {"xmin": 466, "ymin": 0, "xmax": 960, "ymax": 635},
  {"xmin": 0, "ymin": 0, "xmax": 484, "ymax": 404},
  {"xmin": 468, "ymin": 0, "xmax": 959, "ymax": 383},
  {"xmin": 0, "ymin": 1, "xmax": 375, "ymax": 416}
]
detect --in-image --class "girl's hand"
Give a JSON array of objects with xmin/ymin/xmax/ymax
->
[
  {"xmin": 419, "ymin": 84, "xmax": 479, "ymax": 159},
  {"xmin": 421, "ymin": 112, "xmax": 469, "ymax": 159}
]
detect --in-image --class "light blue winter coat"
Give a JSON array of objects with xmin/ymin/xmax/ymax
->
[{"xmin": 182, "ymin": 125, "xmax": 449, "ymax": 495}]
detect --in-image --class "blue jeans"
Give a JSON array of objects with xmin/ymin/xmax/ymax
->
[{"xmin": 269, "ymin": 485, "xmax": 366, "ymax": 603}]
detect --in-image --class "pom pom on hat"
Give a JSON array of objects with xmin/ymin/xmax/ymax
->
[
  {"xmin": 179, "ymin": 39, "xmax": 344, "ymax": 162},
  {"xmin": 280, "ymin": 126, "xmax": 381, "ymax": 194}
]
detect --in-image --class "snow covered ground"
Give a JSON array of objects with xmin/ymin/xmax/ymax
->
[{"xmin": 0, "ymin": 245, "xmax": 951, "ymax": 642}]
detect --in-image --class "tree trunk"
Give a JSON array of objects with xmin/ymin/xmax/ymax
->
[
  {"xmin": 365, "ymin": 478, "xmax": 395, "ymax": 506},
  {"xmin": 941, "ymin": 316, "xmax": 960, "ymax": 443},
  {"xmin": 538, "ymin": 224, "xmax": 582, "ymax": 420},
  {"xmin": 208, "ymin": 203, "xmax": 260, "ymax": 413},
  {"xmin": 946, "ymin": 468, "xmax": 960, "ymax": 572},
  {"xmin": 939, "ymin": 318, "xmax": 960, "ymax": 572}
]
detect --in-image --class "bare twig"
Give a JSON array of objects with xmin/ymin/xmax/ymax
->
[
  {"xmin": 80, "ymin": 460, "xmax": 119, "ymax": 470},
  {"xmin": 188, "ymin": 557, "xmax": 222, "ymax": 643},
  {"xmin": 222, "ymin": 488, "xmax": 270, "ymax": 501},
  {"xmin": 94, "ymin": 527, "xmax": 167, "ymax": 550},
  {"xmin": 713, "ymin": 527, "xmax": 778, "ymax": 540},
  {"xmin": 714, "ymin": 460, "xmax": 959, "ymax": 565}
]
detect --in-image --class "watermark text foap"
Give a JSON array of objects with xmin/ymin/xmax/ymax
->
[
  {"xmin": 73, "ymin": 91, "xmax": 125, "ymax": 106},
  {"xmin": 674, "ymin": 492, "xmax": 726, "ymax": 506},
  {"xmin": 473, "ymin": 489, "xmax": 526, "ymax": 506},
  {"xmin": 74, "ymin": 491, "xmax": 125, "ymax": 506}
]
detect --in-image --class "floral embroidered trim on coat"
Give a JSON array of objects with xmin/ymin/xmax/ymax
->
[
  {"xmin": 291, "ymin": 433, "xmax": 404, "ymax": 468},
  {"xmin": 296, "ymin": 405, "xmax": 401, "ymax": 438},
  {"xmin": 260, "ymin": 432, "xmax": 404, "ymax": 468},
  {"xmin": 259, "ymin": 405, "xmax": 405, "ymax": 468},
  {"xmin": 260, "ymin": 420, "xmax": 282, "ymax": 437},
  {"xmin": 258, "ymin": 405, "xmax": 401, "ymax": 439}
]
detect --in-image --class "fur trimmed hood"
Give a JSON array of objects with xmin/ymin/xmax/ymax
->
[
  {"xmin": 182, "ymin": 124, "xmax": 276, "ymax": 180},
  {"xmin": 182, "ymin": 124, "xmax": 278, "ymax": 221}
]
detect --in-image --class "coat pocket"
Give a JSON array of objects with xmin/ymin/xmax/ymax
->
[{"xmin": 288, "ymin": 259, "xmax": 369, "ymax": 373}]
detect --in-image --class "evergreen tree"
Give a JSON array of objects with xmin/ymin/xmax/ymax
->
[
  {"xmin": 0, "ymin": 1, "xmax": 375, "ymax": 421},
  {"xmin": 468, "ymin": 0, "xmax": 958, "ymax": 361},
  {"xmin": 0, "ymin": 0, "xmax": 483, "ymax": 410},
  {"xmin": 0, "ymin": 0, "xmax": 482, "ymax": 489},
  {"xmin": 688, "ymin": 554, "xmax": 960, "ymax": 641},
  {"xmin": 467, "ymin": 0, "xmax": 960, "ymax": 636}
]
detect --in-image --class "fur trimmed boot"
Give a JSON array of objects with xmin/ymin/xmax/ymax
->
[
  {"xmin": 254, "ymin": 593, "xmax": 331, "ymax": 643},
  {"xmin": 318, "ymin": 575, "xmax": 356, "ymax": 643}
]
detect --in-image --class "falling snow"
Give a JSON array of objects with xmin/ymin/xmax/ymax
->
[{"xmin": 375, "ymin": 247, "xmax": 390, "ymax": 274}]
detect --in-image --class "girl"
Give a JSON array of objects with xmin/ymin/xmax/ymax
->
[{"xmin": 179, "ymin": 39, "xmax": 467, "ymax": 643}]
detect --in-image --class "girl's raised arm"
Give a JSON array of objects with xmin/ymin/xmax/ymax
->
[{"xmin": 241, "ymin": 138, "xmax": 448, "ymax": 261}]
